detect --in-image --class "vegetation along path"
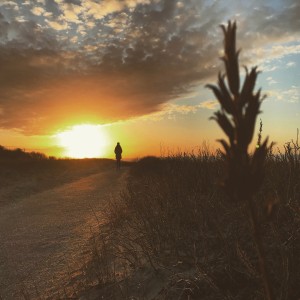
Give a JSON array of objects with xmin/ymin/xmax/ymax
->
[{"xmin": 0, "ymin": 166, "xmax": 128, "ymax": 299}]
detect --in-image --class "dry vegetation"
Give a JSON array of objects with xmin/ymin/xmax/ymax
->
[
  {"xmin": 81, "ymin": 22, "xmax": 300, "ymax": 300},
  {"xmin": 85, "ymin": 145, "xmax": 299, "ymax": 299}
]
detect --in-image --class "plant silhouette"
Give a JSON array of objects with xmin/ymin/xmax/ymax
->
[{"xmin": 207, "ymin": 21, "xmax": 273, "ymax": 300}]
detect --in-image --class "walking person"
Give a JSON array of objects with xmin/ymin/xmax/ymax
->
[{"xmin": 114, "ymin": 142, "xmax": 122, "ymax": 170}]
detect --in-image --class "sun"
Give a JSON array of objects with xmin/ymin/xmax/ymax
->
[{"xmin": 56, "ymin": 124, "xmax": 109, "ymax": 158}]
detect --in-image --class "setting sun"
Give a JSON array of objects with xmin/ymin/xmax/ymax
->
[{"xmin": 56, "ymin": 125, "xmax": 109, "ymax": 158}]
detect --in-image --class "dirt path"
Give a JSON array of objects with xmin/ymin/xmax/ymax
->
[{"xmin": 0, "ymin": 167, "xmax": 128, "ymax": 299}]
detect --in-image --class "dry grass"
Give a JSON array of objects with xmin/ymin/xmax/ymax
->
[{"xmin": 98, "ymin": 148, "xmax": 299, "ymax": 299}]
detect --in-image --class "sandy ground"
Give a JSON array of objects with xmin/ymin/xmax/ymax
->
[{"xmin": 0, "ymin": 167, "xmax": 128, "ymax": 299}]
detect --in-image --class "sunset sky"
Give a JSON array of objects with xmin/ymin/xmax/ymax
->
[{"xmin": 0, "ymin": 0, "xmax": 299, "ymax": 159}]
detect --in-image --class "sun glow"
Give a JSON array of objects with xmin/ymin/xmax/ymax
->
[{"xmin": 56, "ymin": 124, "xmax": 109, "ymax": 158}]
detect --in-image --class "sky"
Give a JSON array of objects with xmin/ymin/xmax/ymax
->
[{"xmin": 0, "ymin": 0, "xmax": 299, "ymax": 159}]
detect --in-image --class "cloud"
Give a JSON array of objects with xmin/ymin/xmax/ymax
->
[
  {"xmin": 260, "ymin": 64, "xmax": 278, "ymax": 73},
  {"xmin": 136, "ymin": 102, "xmax": 203, "ymax": 122},
  {"xmin": 137, "ymin": 100, "xmax": 219, "ymax": 122},
  {"xmin": 46, "ymin": 19, "xmax": 69, "ymax": 30},
  {"xmin": 0, "ymin": 1, "xmax": 19, "ymax": 9},
  {"xmin": 81, "ymin": 0, "xmax": 125, "ymax": 19},
  {"xmin": 266, "ymin": 76, "xmax": 278, "ymax": 85},
  {"xmin": 282, "ymin": 86, "xmax": 300, "ymax": 103},
  {"xmin": 31, "ymin": 6, "xmax": 46, "ymax": 16},
  {"xmin": 56, "ymin": 1, "xmax": 84, "ymax": 23},
  {"xmin": 286, "ymin": 61, "xmax": 296, "ymax": 68},
  {"xmin": 265, "ymin": 86, "xmax": 300, "ymax": 103},
  {"xmin": 0, "ymin": 0, "xmax": 299, "ymax": 134},
  {"xmin": 198, "ymin": 100, "xmax": 219, "ymax": 110},
  {"xmin": 214, "ymin": 0, "xmax": 300, "ymax": 69}
]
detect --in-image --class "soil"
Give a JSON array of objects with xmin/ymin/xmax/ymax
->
[{"xmin": 0, "ymin": 167, "xmax": 128, "ymax": 299}]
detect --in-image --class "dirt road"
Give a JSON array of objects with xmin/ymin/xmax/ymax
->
[{"xmin": 0, "ymin": 167, "xmax": 128, "ymax": 299}]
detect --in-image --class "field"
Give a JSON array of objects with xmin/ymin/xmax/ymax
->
[
  {"xmin": 82, "ymin": 145, "xmax": 300, "ymax": 300},
  {"xmin": 0, "ymin": 142, "xmax": 299, "ymax": 299}
]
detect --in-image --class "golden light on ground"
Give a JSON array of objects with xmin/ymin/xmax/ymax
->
[{"xmin": 56, "ymin": 124, "xmax": 109, "ymax": 158}]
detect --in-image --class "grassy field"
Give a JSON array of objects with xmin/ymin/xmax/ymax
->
[
  {"xmin": 1, "ymin": 145, "xmax": 298, "ymax": 299},
  {"xmin": 85, "ymin": 146, "xmax": 299, "ymax": 300}
]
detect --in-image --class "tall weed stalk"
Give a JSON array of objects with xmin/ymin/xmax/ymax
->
[{"xmin": 206, "ymin": 21, "xmax": 273, "ymax": 300}]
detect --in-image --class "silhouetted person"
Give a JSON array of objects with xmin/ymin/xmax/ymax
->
[{"xmin": 114, "ymin": 142, "xmax": 122, "ymax": 170}]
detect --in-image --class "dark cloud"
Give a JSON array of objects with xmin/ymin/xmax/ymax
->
[
  {"xmin": 0, "ymin": 0, "xmax": 299, "ymax": 134},
  {"xmin": 64, "ymin": 0, "xmax": 82, "ymax": 5},
  {"xmin": 253, "ymin": 0, "xmax": 300, "ymax": 35},
  {"xmin": 232, "ymin": 0, "xmax": 300, "ymax": 49}
]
